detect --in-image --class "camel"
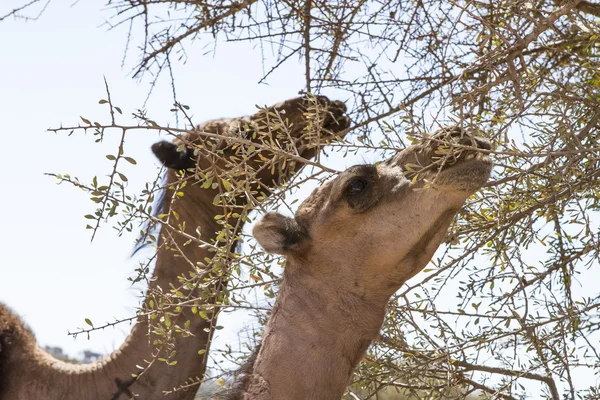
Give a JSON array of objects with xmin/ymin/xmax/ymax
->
[
  {"xmin": 0, "ymin": 95, "xmax": 350, "ymax": 400},
  {"xmin": 223, "ymin": 128, "xmax": 493, "ymax": 399}
]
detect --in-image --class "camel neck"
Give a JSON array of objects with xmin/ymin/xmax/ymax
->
[
  {"xmin": 243, "ymin": 266, "xmax": 387, "ymax": 399},
  {"xmin": 1, "ymin": 174, "xmax": 227, "ymax": 400},
  {"xmin": 105, "ymin": 174, "xmax": 226, "ymax": 397}
]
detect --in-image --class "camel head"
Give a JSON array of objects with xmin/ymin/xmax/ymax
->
[
  {"xmin": 150, "ymin": 96, "xmax": 350, "ymax": 188},
  {"xmin": 253, "ymin": 127, "xmax": 492, "ymax": 301}
]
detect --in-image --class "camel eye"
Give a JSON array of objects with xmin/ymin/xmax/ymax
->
[{"xmin": 345, "ymin": 179, "xmax": 368, "ymax": 196}]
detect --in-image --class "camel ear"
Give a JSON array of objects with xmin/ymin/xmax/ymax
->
[
  {"xmin": 151, "ymin": 141, "xmax": 195, "ymax": 170},
  {"xmin": 253, "ymin": 212, "xmax": 307, "ymax": 255}
]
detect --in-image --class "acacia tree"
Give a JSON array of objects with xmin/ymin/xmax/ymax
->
[{"xmin": 6, "ymin": 0, "xmax": 600, "ymax": 398}]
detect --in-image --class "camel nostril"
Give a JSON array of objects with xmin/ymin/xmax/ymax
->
[
  {"xmin": 450, "ymin": 131, "xmax": 492, "ymax": 152},
  {"xmin": 475, "ymin": 137, "xmax": 492, "ymax": 151}
]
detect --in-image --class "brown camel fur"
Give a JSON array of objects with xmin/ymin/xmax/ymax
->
[
  {"xmin": 226, "ymin": 128, "xmax": 492, "ymax": 399},
  {"xmin": 0, "ymin": 96, "xmax": 350, "ymax": 400}
]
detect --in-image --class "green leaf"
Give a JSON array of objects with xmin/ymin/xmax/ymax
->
[
  {"xmin": 222, "ymin": 179, "xmax": 232, "ymax": 191},
  {"xmin": 85, "ymin": 318, "xmax": 93, "ymax": 327},
  {"xmin": 124, "ymin": 157, "xmax": 137, "ymax": 165}
]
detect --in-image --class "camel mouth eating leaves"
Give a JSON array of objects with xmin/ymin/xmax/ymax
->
[
  {"xmin": 393, "ymin": 127, "xmax": 493, "ymax": 193},
  {"xmin": 432, "ymin": 128, "xmax": 492, "ymax": 170}
]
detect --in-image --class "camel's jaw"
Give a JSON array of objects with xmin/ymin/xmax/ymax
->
[{"xmin": 429, "ymin": 152, "xmax": 493, "ymax": 193}]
